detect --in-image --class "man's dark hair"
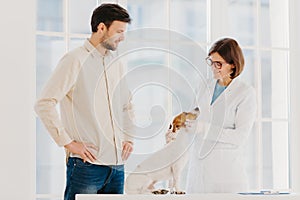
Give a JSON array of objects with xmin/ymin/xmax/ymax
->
[{"xmin": 91, "ymin": 3, "xmax": 131, "ymax": 32}]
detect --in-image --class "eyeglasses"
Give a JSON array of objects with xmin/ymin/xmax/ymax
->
[{"xmin": 205, "ymin": 57, "xmax": 228, "ymax": 69}]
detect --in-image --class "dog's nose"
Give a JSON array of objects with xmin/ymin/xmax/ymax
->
[{"xmin": 194, "ymin": 107, "xmax": 199, "ymax": 111}]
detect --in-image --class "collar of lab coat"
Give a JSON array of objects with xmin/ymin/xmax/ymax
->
[{"xmin": 209, "ymin": 76, "xmax": 241, "ymax": 106}]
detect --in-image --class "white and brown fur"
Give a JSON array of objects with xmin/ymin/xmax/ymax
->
[{"xmin": 125, "ymin": 107, "xmax": 200, "ymax": 195}]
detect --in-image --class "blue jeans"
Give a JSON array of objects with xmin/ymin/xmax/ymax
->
[{"xmin": 64, "ymin": 157, "xmax": 124, "ymax": 200}]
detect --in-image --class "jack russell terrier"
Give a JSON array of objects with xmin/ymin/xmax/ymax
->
[{"xmin": 125, "ymin": 107, "xmax": 200, "ymax": 195}]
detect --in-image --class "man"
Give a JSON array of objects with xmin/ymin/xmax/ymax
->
[{"xmin": 35, "ymin": 3, "xmax": 135, "ymax": 200}]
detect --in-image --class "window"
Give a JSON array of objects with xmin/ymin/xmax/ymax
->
[{"xmin": 36, "ymin": 0, "xmax": 290, "ymax": 198}]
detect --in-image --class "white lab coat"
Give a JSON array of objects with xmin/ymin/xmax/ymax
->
[{"xmin": 186, "ymin": 77, "xmax": 257, "ymax": 193}]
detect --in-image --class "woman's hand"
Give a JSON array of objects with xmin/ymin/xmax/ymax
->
[
  {"xmin": 185, "ymin": 119, "xmax": 198, "ymax": 132},
  {"xmin": 185, "ymin": 119, "xmax": 207, "ymax": 134}
]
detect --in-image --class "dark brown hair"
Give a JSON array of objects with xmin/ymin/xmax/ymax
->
[
  {"xmin": 208, "ymin": 38, "xmax": 244, "ymax": 79},
  {"xmin": 91, "ymin": 3, "xmax": 131, "ymax": 32}
]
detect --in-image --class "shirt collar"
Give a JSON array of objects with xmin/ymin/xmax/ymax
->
[{"xmin": 83, "ymin": 39, "xmax": 112, "ymax": 58}]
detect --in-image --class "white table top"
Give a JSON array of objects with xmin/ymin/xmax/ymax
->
[{"xmin": 76, "ymin": 193, "xmax": 300, "ymax": 200}]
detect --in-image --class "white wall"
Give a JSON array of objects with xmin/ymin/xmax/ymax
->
[
  {"xmin": 0, "ymin": 1, "xmax": 36, "ymax": 200},
  {"xmin": 289, "ymin": 0, "xmax": 300, "ymax": 194}
]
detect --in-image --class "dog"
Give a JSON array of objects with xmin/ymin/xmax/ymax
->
[
  {"xmin": 166, "ymin": 107, "xmax": 200, "ymax": 143},
  {"xmin": 125, "ymin": 107, "xmax": 200, "ymax": 195}
]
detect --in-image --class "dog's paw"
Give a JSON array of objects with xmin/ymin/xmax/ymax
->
[
  {"xmin": 152, "ymin": 189, "xmax": 169, "ymax": 195},
  {"xmin": 171, "ymin": 191, "xmax": 186, "ymax": 195}
]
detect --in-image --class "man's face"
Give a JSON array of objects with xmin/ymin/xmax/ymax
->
[{"xmin": 101, "ymin": 21, "xmax": 127, "ymax": 51}]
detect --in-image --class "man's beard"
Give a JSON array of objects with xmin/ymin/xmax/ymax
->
[
  {"xmin": 101, "ymin": 34, "xmax": 118, "ymax": 51},
  {"xmin": 101, "ymin": 40, "xmax": 116, "ymax": 51}
]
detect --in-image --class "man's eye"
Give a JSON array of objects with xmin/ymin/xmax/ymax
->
[{"xmin": 216, "ymin": 62, "xmax": 222, "ymax": 67}]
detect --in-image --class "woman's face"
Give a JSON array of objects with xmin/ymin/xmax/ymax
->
[{"xmin": 208, "ymin": 52, "xmax": 234, "ymax": 81}]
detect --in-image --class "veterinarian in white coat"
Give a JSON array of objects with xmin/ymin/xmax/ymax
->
[{"xmin": 186, "ymin": 38, "xmax": 257, "ymax": 193}]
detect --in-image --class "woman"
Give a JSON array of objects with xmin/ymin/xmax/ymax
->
[{"xmin": 186, "ymin": 38, "xmax": 257, "ymax": 193}]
